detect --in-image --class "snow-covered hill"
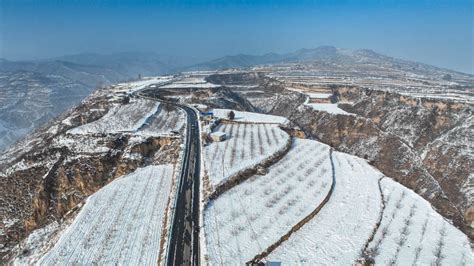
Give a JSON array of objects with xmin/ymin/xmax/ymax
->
[
  {"xmin": 204, "ymin": 138, "xmax": 333, "ymax": 264},
  {"xmin": 2, "ymin": 68, "xmax": 472, "ymax": 264},
  {"xmin": 0, "ymin": 80, "xmax": 184, "ymax": 261},
  {"xmin": 37, "ymin": 165, "xmax": 173, "ymax": 265},
  {"xmin": 203, "ymin": 135, "xmax": 472, "ymax": 265}
]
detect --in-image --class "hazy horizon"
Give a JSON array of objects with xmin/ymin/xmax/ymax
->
[{"xmin": 1, "ymin": 0, "xmax": 473, "ymax": 73}]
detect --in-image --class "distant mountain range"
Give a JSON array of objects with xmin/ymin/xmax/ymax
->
[
  {"xmin": 0, "ymin": 52, "xmax": 199, "ymax": 152},
  {"xmin": 186, "ymin": 46, "xmax": 473, "ymax": 78},
  {"xmin": 185, "ymin": 46, "xmax": 345, "ymax": 70},
  {"xmin": 1, "ymin": 46, "xmax": 473, "ymax": 152},
  {"xmin": 2, "ymin": 46, "xmax": 472, "ymax": 84},
  {"xmin": 0, "ymin": 52, "xmax": 199, "ymax": 87}
]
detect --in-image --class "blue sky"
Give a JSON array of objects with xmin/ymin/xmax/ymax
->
[{"xmin": 1, "ymin": 0, "xmax": 473, "ymax": 73}]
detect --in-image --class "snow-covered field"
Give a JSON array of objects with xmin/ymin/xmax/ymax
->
[
  {"xmin": 212, "ymin": 109, "xmax": 289, "ymax": 124},
  {"xmin": 265, "ymin": 152, "xmax": 382, "ymax": 264},
  {"xmin": 203, "ymin": 123, "xmax": 289, "ymax": 188},
  {"xmin": 116, "ymin": 76, "xmax": 173, "ymax": 94},
  {"xmin": 305, "ymin": 103, "xmax": 352, "ymax": 115},
  {"xmin": 366, "ymin": 178, "xmax": 473, "ymax": 265},
  {"xmin": 285, "ymin": 88, "xmax": 352, "ymax": 115},
  {"xmin": 51, "ymin": 135, "xmax": 111, "ymax": 154},
  {"xmin": 68, "ymin": 99, "xmax": 159, "ymax": 134},
  {"xmin": 306, "ymin": 92, "xmax": 332, "ymax": 99},
  {"xmin": 38, "ymin": 165, "xmax": 173, "ymax": 265},
  {"xmin": 263, "ymin": 151, "xmax": 473, "ymax": 265},
  {"xmin": 173, "ymin": 77, "xmax": 208, "ymax": 84},
  {"xmin": 160, "ymin": 83, "xmax": 219, "ymax": 89},
  {"xmin": 141, "ymin": 105, "xmax": 186, "ymax": 136},
  {"xmin": 159, "ymin": 77, "xmax": 220, "ymax": 89},
  {"xmin": 204, "ymin": 139, "xmax": 333, "ymax": 264}
]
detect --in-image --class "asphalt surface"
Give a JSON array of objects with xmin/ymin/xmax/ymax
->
[
  {"xmin": 136, "ymin": 88, "xmax": 201, "ymax": 266},
  {"xmin": 166, "ymin": 103, "xmax": 201, "ymax": 266}
]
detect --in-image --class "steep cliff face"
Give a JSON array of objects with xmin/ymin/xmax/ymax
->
[
  {"xmin": 244, "ymin": 80, "xmax": 472, "ymax": 239},
  {"xmin": 0, "ymin": 86, "xmax": 182, "ymax": 260},
  {"xmin": 337, "ymin": 87, "xmax": 471, "ymax": 148}
]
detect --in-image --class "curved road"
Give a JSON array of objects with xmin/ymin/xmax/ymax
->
[{"xmin": 136, "ymin": 88, "xmax": 201, "ymax": 266}]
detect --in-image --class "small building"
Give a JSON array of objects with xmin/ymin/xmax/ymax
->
[
  {"xmin": 210, "ymin": 131, "xmax": 226, "ymax": 142},
  {"xmin": 200, "ymin": 112, "xmax": 214, "ymax": 121}
]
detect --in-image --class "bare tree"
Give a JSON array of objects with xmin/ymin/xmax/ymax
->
[{"xmin": 228, "ymin": 110, "xmax": 235, "ymax": 120}]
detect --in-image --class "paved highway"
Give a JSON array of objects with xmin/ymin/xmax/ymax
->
[{"xmin": 136, "ymin": 88, "xmax": 201, "ymax": 266}]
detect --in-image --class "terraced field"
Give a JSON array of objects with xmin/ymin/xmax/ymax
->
[
  {"xmin": 264, "ymin": 152, "xmax": 473, "ymax": 265},
  {"xmin": 212, "ymin": 109, "xmax": 289, "ymax": 124},
  {"xmin": 203, "ymin": 133, "xmax": 473, "ymax": 265},
  {"xmin": 68, "ymin": 99, "xmax": 159, "ymax": 134},
  {"xmin": 38, "ymin": 165, "xmax": 173, "ymax": 265},
  {"xmin": 141, "ymin": 105, "xmax": 186, "ymax": 136},
  {"xmin": 203, "ymin": 123, "xmax": 290, "ymax": 188},
  {"xmin": 366, "ymin": 178, "xmax": 473, "ymax": 265},
  {"xmin": 265, "ymin": 152, "xmax": 383, "ymax": 264},
  {"xmin": 204, "ymin": 139, "xmax": 332, "ymax": 264}
]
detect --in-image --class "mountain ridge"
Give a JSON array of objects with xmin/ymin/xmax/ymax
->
[
  {"xmin": 186, "ymin": 46, "xmax": 474, "ymax": 76},
  {"xmin": 3, "ymin": 46, "xmax": 473, "ymax": 76},
  {"xmin": 1, "ymin": 46, "xmax": 473, "ymax": 152}
]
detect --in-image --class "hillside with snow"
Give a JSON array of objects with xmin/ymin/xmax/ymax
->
[
  {"xmin": 0, "ymin": 79, "xmax": 185, "ymax": 262},
  {"xmin": 1, "ymin": 65, "xmax": 473, "ymax": 265},
  {"xmin": 37, "ymin": 165, "xmax": 173, "ymax": 265},
  {"xmin": 204, "ymin": 138, "xmax": 333, "ymax": 264},
  {"xmin": 203, "ymin": 122, "xmax": 290, "ymax": 190}
]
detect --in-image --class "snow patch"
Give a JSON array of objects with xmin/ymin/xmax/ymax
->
[
  {"xmin": 305, "ymin": 103, "xmax": 353, "ymax": 115},
  {"xmin": 212, "ymin": 109, "xmax": 288, "ymax": 125},
  {"xmin": 68, "ymin": 99, "xmax": 159, "ymax": 134}
]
